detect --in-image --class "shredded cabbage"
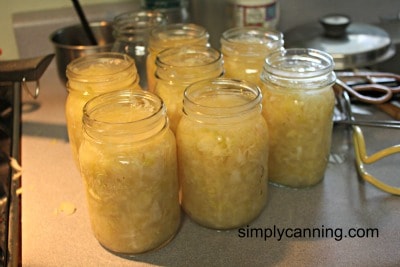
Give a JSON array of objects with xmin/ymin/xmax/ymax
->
[
  {"xmin": 260, "ymin": 83, "xmax": 335, "ymax": 187},
  {"xmin": 177, "ymin": 111, "xmax": 269, "ymax": 229},
  {"xmin": 79, "ymin": 128, "xmax": 180, "ymax": 254}
]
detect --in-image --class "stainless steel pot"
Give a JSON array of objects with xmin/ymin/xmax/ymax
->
[
  {"xmin": 284, "ymin": 14, "xmax": 396, "ymax": 70},
  {"xmin": 50, "ymin": 21, "xmax": 114, "ymax": 85}
]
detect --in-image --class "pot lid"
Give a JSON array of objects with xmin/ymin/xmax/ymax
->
[{"xmin": 284, "ymin": 14, "xmax": 395, "ymax": 70}]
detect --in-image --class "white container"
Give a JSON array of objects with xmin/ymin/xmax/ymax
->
[{"xmin": 228, "ymin": 0, "xmax": 280, "ymax": 29}]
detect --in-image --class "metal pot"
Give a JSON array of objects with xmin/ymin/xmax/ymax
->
[
  {"xmin": 49, "ymin": 21, "xmax": 114, "ymax": 85},
  {"xmin": 284, "ymin": 14, "xmax": 396, "ymax": 70}
]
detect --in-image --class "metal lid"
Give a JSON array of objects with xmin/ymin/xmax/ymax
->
[{"xmin": 284, "ymin": 14, "xmax": 395, "ymax": 70}]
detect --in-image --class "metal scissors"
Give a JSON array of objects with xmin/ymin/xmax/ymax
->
[{"xmin": 336, "ymin": 71, "xmax": 400, "ymax": 104}]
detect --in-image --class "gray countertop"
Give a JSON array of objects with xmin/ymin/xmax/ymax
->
[{"xmin": 21, "ymin": 63, "xmax": 400, "ymax": 266}]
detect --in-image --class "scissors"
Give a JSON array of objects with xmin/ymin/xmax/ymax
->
[{"xmin": 336, "ymin": 71, "xmax": 400, "ymax": 104}]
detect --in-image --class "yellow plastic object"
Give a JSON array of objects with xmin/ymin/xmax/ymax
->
[{"xmin": 352, "ymin": 125, "xmax": 400, "ymax": 195}]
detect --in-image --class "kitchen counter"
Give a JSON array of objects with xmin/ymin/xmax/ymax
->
[{"xmin": 21, "ymin": 63, "xmax": 400, "ymax": 266}]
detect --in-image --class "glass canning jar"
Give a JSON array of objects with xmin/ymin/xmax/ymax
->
[
  {"xmin": 141, "ymin": 0, "xmax": 190, "ymax": 23},
  {"xmin": 112, "ymin": 10, "xmax": 167, "ymax": 89},
  {"xmin": 66, "ymin": 52, "xmax": 141, "ymax": 168},
  {"xmin": 176, "ymin": 78, "xmax": 269, "ymax": 230},
  {"xmin": 260, "ymin": 48, "xmax": 336, "ymax": 188},
  {"xmin": 146, "ymin": 23, "xmax": 209, "ymax": 92},
  {"xmin": 220, "ymin": 26, "xmax": 283, "ymax": 87},
  {"xmin": 79, "ymin": 89, "xmax": 180, "ymax": 255},
  {"xmin": 154, "ymin": 45, "xmax": 224, "ymax": 133}
]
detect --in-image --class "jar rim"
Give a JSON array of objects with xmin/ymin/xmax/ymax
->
[
  {"xmin": 221, "ymin": 26, "xmax": 284, "ymax": 55},
  {"xmin": 183, "ymin": 78, "xmax": 262, "ymax": 121},
  {"xmin": 221, "ymin": 26, "xmax": 284, "ymax": 46},
  {"xmin": 149, "ymin": 23, "xmax": 209, "ymax": 49},
  {"xmin": 83, "ymin": 89, "xmax": 167, "ymax": 142},
  {"xmin": 113, "ymin": 10, "xmax": 166, "ymax": 34},
  {"xmin": 155, "ymin": 45, "xmax": 224, "ymax": 82},
  {"xmin": 84, "ymin": 89, "xmax": 164, "ymax": 123},
  {"xmin": 263, "ymin": 48, "xmax": 335, "ymax": 79},
  {"xmin": 156, "ymin": 45, "xmax": 222, "ymax": 67},
  {"xmin": 66, "ymin": 52, "xmax": 137, "ymax": 82}
]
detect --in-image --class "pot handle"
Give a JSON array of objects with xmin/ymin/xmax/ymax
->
[{"xmin": 0, "ymin": 54, "xmax": 54, "ymax": 82}]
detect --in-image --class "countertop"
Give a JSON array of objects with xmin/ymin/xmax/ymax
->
[{"xmin": 21, "ymin": 63, "xmax": 400, "ymax": 266}]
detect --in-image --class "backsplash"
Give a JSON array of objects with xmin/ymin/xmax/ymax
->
[{"xmin": 13, "ymin": 0, "xmax": 400, "ymax": 59}]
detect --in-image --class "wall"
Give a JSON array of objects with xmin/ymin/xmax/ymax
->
[
  {"xmin": 189, "ymin": 0, "xmax": 400, "ymax": 49},
  {"xmin": 6, "ymin": 0, "xmax": 400, "ymax": 60},
  {"xmin": 0, "ymin": 0, "xmax": 129, "ymax": 60}
]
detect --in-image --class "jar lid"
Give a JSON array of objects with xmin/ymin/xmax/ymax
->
[{"xmin": 284, "ymin": 14, "xmax": 395, "ymax": 70}]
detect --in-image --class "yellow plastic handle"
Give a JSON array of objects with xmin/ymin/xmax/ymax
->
[{"xmin": 352, "ymin": 126, "xmax": 400, "ymax": 195}]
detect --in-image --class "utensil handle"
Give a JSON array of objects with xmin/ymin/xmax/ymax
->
[
  {"xmin": 376, "ymin": 102, "xmax": 400, "ymax": 120},
  {"xmin": 71, "ymin": 0, "xmax": 98, "ymax": 46}
]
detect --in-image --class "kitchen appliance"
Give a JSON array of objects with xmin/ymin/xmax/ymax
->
[{"xmin": 0, "ymin": 54, "xmax": 53, "ymax": 266}]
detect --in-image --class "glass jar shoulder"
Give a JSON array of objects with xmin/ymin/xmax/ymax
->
[{"xmin": 81, "ymin": 126, "xmax": 174, "ymax": 156}]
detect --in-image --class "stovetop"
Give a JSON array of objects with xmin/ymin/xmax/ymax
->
[
  {"xmin": 0, "ymin": 83, "xmax": 16, "ymax": 266},
  {"xmin": 0, "ymin": 53, "xmax": 53, "ymax": 267}
]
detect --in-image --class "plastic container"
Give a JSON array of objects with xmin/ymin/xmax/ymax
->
[
  {"xmin": 227, "ymin": 0, "xmax": 280, "ymax": 29},
  {"xmin": 79, "ymin": 89, "xmax": 180, "ymax": 254},
  {"xmin": 65, "ymin": 52, "xmax": 141, "ymax": 167},
  {"xmin": 260, "ymin": 48, "xmax": 336, "ymax": 187},
  {"xmin": 176, "ymin": 78, "xmax": 269, "ymax": 230}
]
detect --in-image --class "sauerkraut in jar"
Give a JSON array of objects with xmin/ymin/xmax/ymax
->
[
  {"xmin": 155, "ymin": 45, "xmax": 223, "ymax": 133},
  {"xmin": 66, "ymin": 52, "xmax": 141, "ymax": 168},
  {"xmin": 146, "ymin": 23, "xmax": 209, "ymax": 92},
  {"xmin": 176, "ymin": 78, "xmax": 269, "ymax": 230},
  {"xmin": 220, "ymin": 26, "xmax": 283, "ymax": 87},
  {"xmin": 79, "ymin": 90, "xmax": 180, "ymax": 254},
  {"xmin": 260, "ymin": 48, "xmax": 336, "ymax": 188}
]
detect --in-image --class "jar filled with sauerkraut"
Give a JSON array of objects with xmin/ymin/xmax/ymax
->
[
  {"xmin": 147, "ymin": 23, "xmax": 209, "ymax": 92},
  {"xmin": 176, "ymin": 78, "xmax": 269, "ymax": 230},
  {"xmin": 155, "ymin": 45, "xmax": 224, "ymax": 133},
  {"xmin": 260, "ymin": 48, "xmax": 336, "ymax": 188},
  {"xmin": 66, "ymin": 52, "xmax": 141, "ymax": 168},
  {"xmin": 220, "ymin": 26, "xmax": 283, "ymax": 86},
  {"xmin": 79, "ymin": 89, "xmax": 180, "ymax": 254}
]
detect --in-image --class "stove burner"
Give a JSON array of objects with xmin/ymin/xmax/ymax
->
[
  {"xmin": 0, "ymin": 53, "xmax": 53, "ymax": 266},
  {"xmin": 0, "ymin": 83, "xmax": 14, "ymax": 265}
]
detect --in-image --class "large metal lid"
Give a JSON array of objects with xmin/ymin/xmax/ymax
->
[{"xmin": 284, "ymin": 14, "xmax": 395, "ymax": 70}]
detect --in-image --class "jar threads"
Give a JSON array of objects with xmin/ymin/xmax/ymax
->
[
  {"xmin": 146, "ymin": 23, "xmax": 209, "ymax": 92},
  {"xmin": 155, "ymin": 45, "xmax": 224, "ymax": 132},
  {"xmin": 260, "ymin": 48, "xmax": 336, "ymax": 188}
]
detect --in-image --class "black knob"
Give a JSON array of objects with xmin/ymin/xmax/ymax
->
[{"xmin": 319, "ymin": 14, "xmax": 351, "ymax": 38}]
